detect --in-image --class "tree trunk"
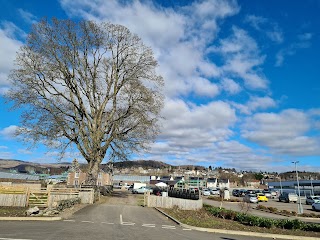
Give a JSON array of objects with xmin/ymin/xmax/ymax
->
[{"xmin": 86, "ymin": 159, "xmax": 101, "ymax": 185}]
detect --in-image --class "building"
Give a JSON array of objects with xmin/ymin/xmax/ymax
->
[
  {"xmin": 218, "ymin": 179, "xmax": 230, "ymax": 189},
  {"xmin": 67, "ymin": 170, "xmax": 112, "ymax": 186},
  {"xmin": 245, "ymin": 180, "xmax": 260, "ymax": 188},
  {"xmin": 206, "ymin": 178, "xmax": 218, "ymax": 188}
]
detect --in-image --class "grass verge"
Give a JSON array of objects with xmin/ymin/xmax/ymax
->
[
  {"xmin": 160, "ymin": 206, "xmax": 320, "ymax": 238},
  {"xmin": 0, "ymin": 207, "xmax": 27, "ymax": 217}
]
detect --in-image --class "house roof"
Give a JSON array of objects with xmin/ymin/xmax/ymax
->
[{"xmin": 0, "ymin": 172, "xmax": 39, "ymax": 181}]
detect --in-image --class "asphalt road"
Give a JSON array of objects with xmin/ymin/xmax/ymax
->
[{"xmin": 0, "ymin": 203, "xmax": 273, "ymax": 240}]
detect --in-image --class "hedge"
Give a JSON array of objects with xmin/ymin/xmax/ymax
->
[{"xmin": 204, "ymin": 205, "xmax": 320, "ymax": 232}]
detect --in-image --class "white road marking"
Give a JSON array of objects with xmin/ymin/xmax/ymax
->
[
  {"xmin": 121, "ymin": 222, "xmax": 135, "ymax": 226},
  {"xmin": 101, "ymin": 222, "xmax": 114, "ymax": 224},
  {"xmin": 63, "ymin": 220, "xmax": 75, "ymax": 222},
  {"xmin": 81, "ymin": 221, "xmax": 94, "ymax": 223},
  {"xmin": 162, "ymin": 225, "xmax": 176, "ymax": 227},
  {"xmin": 182, "ymin": 228, "xmax": 192, "ymax": 231},
  {"xmin": 142, "ymin": 224, "xmax": 156, "ymax": 227},
  {"xmin": 162, "ymin": 226, "xmax": 176, "ymax": 229},
  {"xmin": 120, "ymin": 213, "xmax": 135, "ymax": 226}
]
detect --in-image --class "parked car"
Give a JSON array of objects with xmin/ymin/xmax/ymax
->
[
  {"xmin": 306, "ymin": 196, "xmax": 320, "ymax": 205},
  {"xmin": 232, "ymin": 189, "xmax": 240, "ymax": 196},
  {"xmin": 238, "ymin": 189, "xmax": 247, "ymax": 197},
  {"xmin": 202, "ymin": 188, "xmax": 211, "ymax": 196},
  {"xmin": 210, "ymin": 188, "xmax": 220, "ymax": 195},
  {"xmin": 279, "ymin": 192, "xmax": 298, "ymax": 203},
  {"xmin": 270, "ymin": 191, "xmax": 277, "ymax": 199},
  {"xmin": 243, "ymin": 194, "xmax": 258, "ymax": 203},
  {"xmin": 312, "ymin": 202, "xmax": 320, "ymax": 211},
  {"xmin": 262, "ymin": 190, "xmax": 272, "ymax": 198},
  {"xmin": 245, "ymin": 189, "xmax": 256, "ymax": 195},
  {"xmin": 256, "ymin": 193, "xmax": 268, "ymax": 202},
  {"xmin": 132, "ymin": 186, "xmax": 153, "ymax": 194}
]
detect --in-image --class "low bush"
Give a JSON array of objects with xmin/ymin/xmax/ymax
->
[
  {"xmin": 256, "ymin": 205, "xmax": 267, "ymax": 210},
  {"xmin": 205, "ymin": 205, "xmax": 320, "ymax": 232},
  {"xmin": 280, "ymin": 209, "xmax": 290, "ymax": 215},
  {"xmin": 267, "ymin": 207, "xmax": 278, "ymax": 213}
]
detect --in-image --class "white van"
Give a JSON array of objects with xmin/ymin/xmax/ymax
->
[{"xmin": 279, "ymin": 192, "xmax": 298, "ymax": 203}]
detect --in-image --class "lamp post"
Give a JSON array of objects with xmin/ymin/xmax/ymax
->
[
  {"xmin": 310, "ymin": 176, "xmax": 314, "ymax": 196},
  {"xmin": 292, "ymin": 161, "xmax": 303, "ymax": 214}
]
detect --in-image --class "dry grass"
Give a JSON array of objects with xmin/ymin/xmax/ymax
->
[{"xmin": 0, "ymin": 207, "xmax": 28, "ymax": 217}]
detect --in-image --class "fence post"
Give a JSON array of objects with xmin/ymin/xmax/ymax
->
[{"xmin": 26, "ymin": 187, "xmax": 30, "ymax": 207}]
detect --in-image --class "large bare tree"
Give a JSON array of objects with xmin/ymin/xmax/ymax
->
[{"xmin": 7, "ymin": 18, "xmax": 164, "ymax": 184}]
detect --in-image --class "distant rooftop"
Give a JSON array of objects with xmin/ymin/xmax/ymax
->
[{"xmin": 0, "ymin": 172, "xmax": 39, "ymax": 181}]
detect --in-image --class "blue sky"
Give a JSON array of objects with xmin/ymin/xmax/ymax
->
[{"xmin": 0, "ymin": 0, "xmax": 319, "ymax": 172}]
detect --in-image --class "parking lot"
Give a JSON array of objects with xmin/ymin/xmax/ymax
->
[{"xmin": 204, "ymin": 194, "xmax": 320, "ymax": 216}]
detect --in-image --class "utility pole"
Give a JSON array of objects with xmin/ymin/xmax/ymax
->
[
  {"xmin": 292, "ymin": 161, "xmax": 303, "ymax": 214},
  {"xmin": 310, "ymin": 176, "xmax": 314, "ymax": 196}
]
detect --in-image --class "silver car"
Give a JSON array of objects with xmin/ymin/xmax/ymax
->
[
  {"xmin": 306, "ymin": 196, "xmax": 320, "ymax": 205},
  {"xmin": 312, "ymin": 202, "xmax": 320, "ymax": 211},
  {"xmin": 243, "ymin": 194, "xmax": 258, "ymax": 203}
]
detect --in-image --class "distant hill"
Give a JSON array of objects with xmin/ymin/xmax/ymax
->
[
  {"xmin": 0, "ymin": 158, "xmax": 208, "ymax": 173},
  {"xmin": 112, "ymin": 160, "xmax": 170, "ymax": 169}
]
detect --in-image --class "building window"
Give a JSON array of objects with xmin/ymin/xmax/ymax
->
[
  {"xmin": 74, "ymin": 180, "xmax": 79, "ymax": 186},
  {"xmin": 98, "ymin": 173, "xmax": 102, "ymax": 179},
  {"xmin": 75, "ymin": 172, "xmax": 79, "ymax": 178}
]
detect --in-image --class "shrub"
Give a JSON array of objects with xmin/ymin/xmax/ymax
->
[
  {"xmin": 235, "ymin": 212, "xmax": 247, "ymax": 224},
  {"xmin": 280, "ymin": 209, "xmax": 290, "ymax": 215},
  {"xmin": 303, "ymin": 223, "xmax": 320, "ymax": 232},
  {"xmin": 256, "ymin": 205, "xmax": 267, "ymax": 210},
  {"xmin": 267, "ymin": 207, "xmax": 278, "ymax": 213},
  {"xmin": 204, "ymin": 205, "xmax": 320, "ymax": 232},
  {"xmin": 259, "ymin": 218, "xmax": 275, "ymax": 228},
  {"xmin": 276, "ymin": 219, "xmax": 304, "ymax": 230}
]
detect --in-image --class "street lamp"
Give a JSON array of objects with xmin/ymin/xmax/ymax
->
[{"xmin": 292, "ymin": 161, "xmax": 303, "ymax": 214}]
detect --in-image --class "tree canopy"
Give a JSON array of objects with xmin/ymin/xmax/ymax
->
[{"xmin": 7, "ymin": 18, "xmax": 164, "ymax": 184}]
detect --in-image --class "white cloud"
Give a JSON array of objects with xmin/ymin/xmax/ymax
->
[
  {"xmin": 17, "ymin": 149, "xmax": 32, "ymax": 155},
  {"xmin": 275, "ymin": 32, "xmax": 313, "ymax": 67},
  {"xmin": 242, "ymin": 109, "xmax": 320, "ymax": 156},
  {"xmin": 0, "ymin": 22, "xmax": 23, "ymax": 88},
  {"xmin": 18, "ymin": 9, "xmax": 37, "ymax": 24},
  {"xmin": 60, "ymin": 0, "xmax": 239, "ymax": 98},
  {"xmin": 214, "ymin": 27, "xmax": 269, "ymax": 90},
  {"xmin": 0, "ymin": 125, "xmax": 19, "ymax": 139},
  {"xmin": 150, "ymin": 99, "xmax": 237, "ymax": 156},
  {"xmin": 231, "ymin": 96, "xmax": 277, "ymax": 114},
  {"xmin": 221, "ymin": 78, "xmax": 242, "ymax": 94},
  {"xmin": 245, "ymin": 14, "xmax": 283, "ymax": 44}
]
